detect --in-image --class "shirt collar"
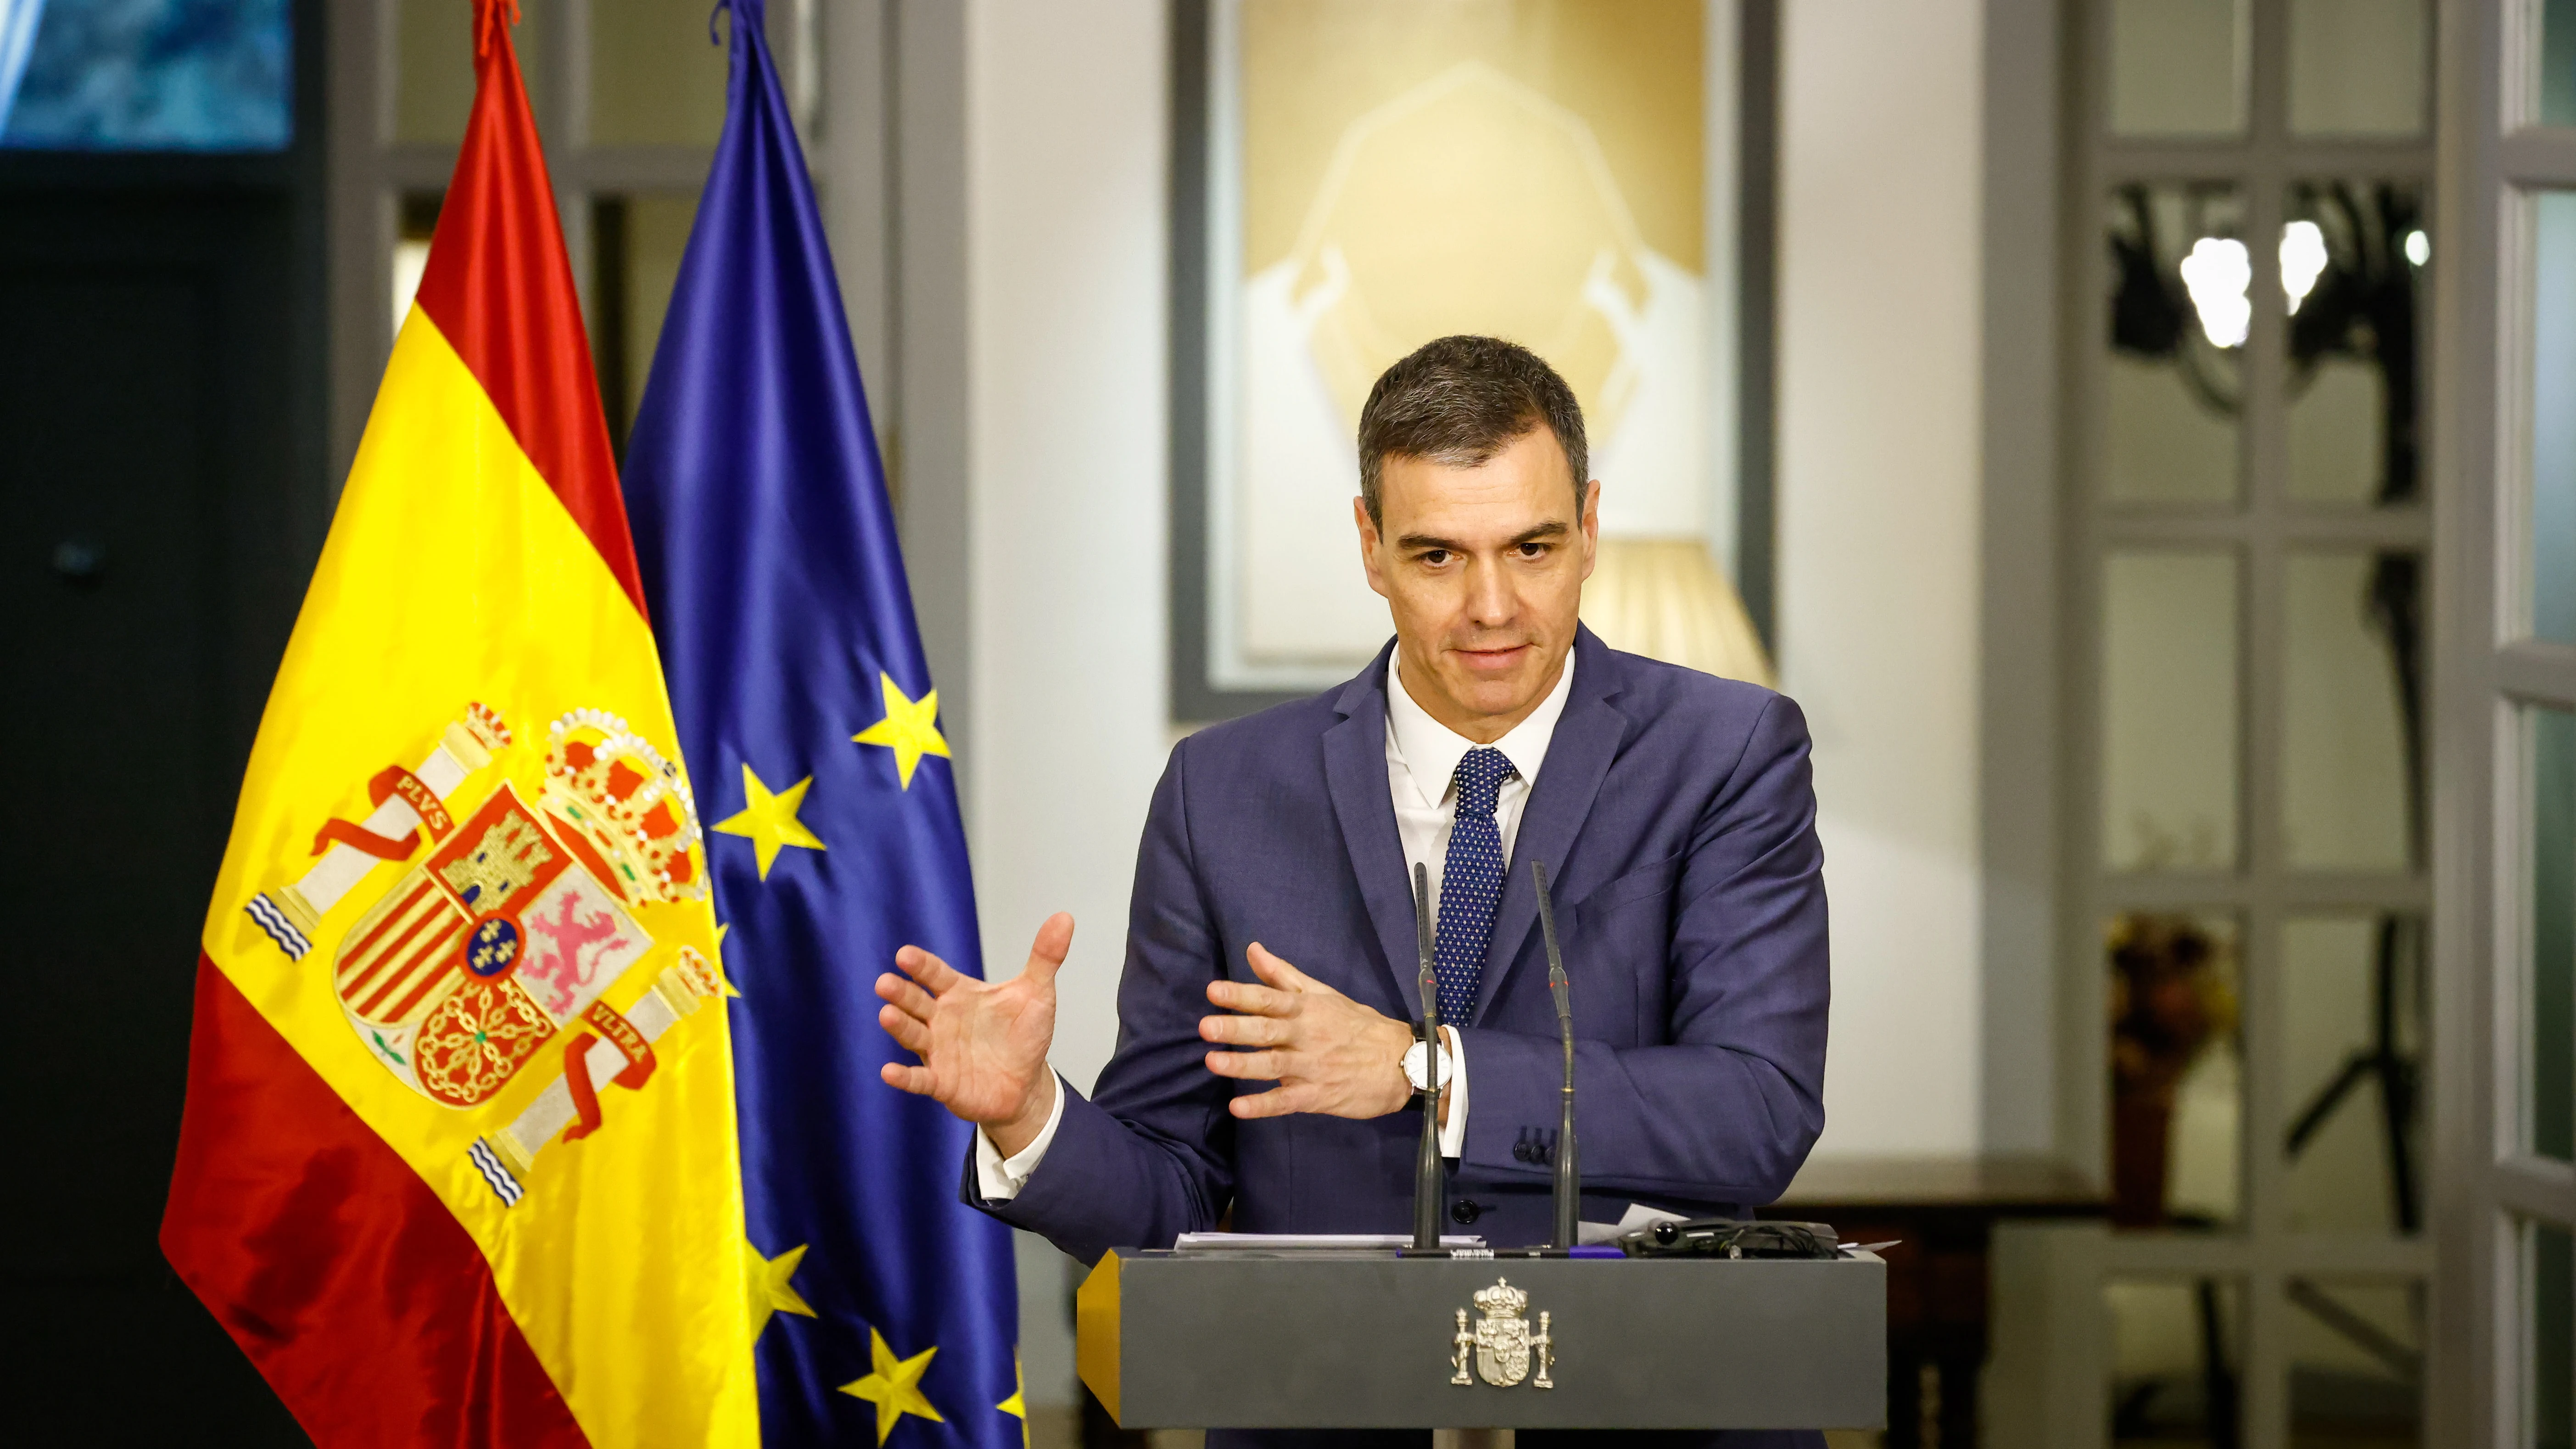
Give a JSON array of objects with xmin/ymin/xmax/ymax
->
[{"xmin": 1384, "ymin": 643, "xmax": 1576, "ymax": 808}]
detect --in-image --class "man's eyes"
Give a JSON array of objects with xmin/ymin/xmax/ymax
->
[{"xmin": 1410, "ymin": 544, "xmax": 1552, "ymax": 565}]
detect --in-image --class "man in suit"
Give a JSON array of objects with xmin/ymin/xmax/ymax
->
[{"xmin": 876, "ymin": 336, "xmax": 1830, "ymax": 1448}]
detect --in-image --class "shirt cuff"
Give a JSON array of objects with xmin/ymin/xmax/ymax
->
[
  {"xmin": 1439, "ymin": 1025, "xmax": 1468, "ymax": 1159},
  {"xmin": 973, "ymin": 1072, "xmax": 1067, "ymax": 1201}
]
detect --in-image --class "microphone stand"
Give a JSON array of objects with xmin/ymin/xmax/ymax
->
[
  {"xmin": 1532, "ymin": 860, "xmax": 1580, "ymax": 1250},
  {"xmin": 1411, "ymin": 862, "xmax": 1444, "ymax": 1251}
]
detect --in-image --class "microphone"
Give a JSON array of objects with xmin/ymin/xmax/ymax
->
[
  {"xmin": 1411, "ymin": 862, "xmax": 1443, "ymax": 1251},
  {"xmin": 1531, "ymin": 859, "xmax": 1580, "ymax": 1250}
]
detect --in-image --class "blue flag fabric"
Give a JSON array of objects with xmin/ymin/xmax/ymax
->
[{"xmin": 621, "ymin": 4, "xmax": 1020, "ymax": 1444}]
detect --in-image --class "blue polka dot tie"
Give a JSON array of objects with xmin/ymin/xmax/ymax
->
[{"xmin": 1433, "ymin": 747, "xmax": 1517, "ymax": 1022}]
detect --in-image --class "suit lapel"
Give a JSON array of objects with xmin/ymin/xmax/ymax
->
[
  {"xmin": 1474, "ymin": 629, "xmax": 1628, "ymax": 1024},
  {"xmin": 1323, "ymin": 643, "xmax": 1429, "ymax": 1018}
]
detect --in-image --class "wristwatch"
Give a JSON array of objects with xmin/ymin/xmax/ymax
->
[{"xmin": 1400, "ymin": 1035, "xmax": 1453, "ymax": 1093}]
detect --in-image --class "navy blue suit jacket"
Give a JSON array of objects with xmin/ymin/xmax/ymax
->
[{"xmin": 980, "ymin": 627, "xmax": 1831, "ymax": 1265}]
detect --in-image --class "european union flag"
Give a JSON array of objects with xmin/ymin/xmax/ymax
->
[{"xmin": 621, "ymin": 3, "xmax": 1020, "ymax": 1444}]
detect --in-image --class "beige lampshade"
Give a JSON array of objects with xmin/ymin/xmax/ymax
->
[{"xmin": 1580, "ymin": 538, "xmax": 1775, "ymax": 689}]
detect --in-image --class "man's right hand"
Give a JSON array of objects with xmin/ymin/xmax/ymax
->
[{"xmin": 876, "ymin": 912, "xmax": 1072, "ymax": 1158}]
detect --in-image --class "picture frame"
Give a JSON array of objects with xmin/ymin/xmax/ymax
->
[{"xmin": 1168, "ymin": 0, "xmax": 1779, "ymax": 721}]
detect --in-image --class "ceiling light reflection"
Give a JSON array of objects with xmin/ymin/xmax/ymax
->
[
  {"xmin": 2280, "ymin": 220, "xmax": 2328, "ymax": 314},
  {"xmin": 2179, "ymin": 236, "xmax": 2251, "ymax": 349}
]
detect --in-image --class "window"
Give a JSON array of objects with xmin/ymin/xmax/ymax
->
[
  {"xmin": 2422, "ymin": 0, "xmax": 2576, "ymax": 1438},
  {"xmin": 2078, "ymin": 0, "xmax": 2433, "ymax": 1441},
  {"xmin": 338, "ymin": 0, "xmax": 821, "ymax": 460}
]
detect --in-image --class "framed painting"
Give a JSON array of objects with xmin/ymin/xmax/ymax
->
[{"xmin": 1170, "ymin": 0, "xmax": 1778, "ymax": 719}]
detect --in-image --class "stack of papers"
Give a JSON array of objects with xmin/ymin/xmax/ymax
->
[
  {"xmin": 1171, "ymin": 1232, "xmax": 1487, "ymax": 1251},
  {"xmin": 1577, "ymin": 1203, "xmax": 1690, "ymax": 1245}
]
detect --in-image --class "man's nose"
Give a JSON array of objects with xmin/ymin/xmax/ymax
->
[{"xmin": 1464, "ymin": 558, "xmax": 1515, "ymax": 627}]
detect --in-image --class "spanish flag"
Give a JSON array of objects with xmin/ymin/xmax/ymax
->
[{"xmin": 159, "ymin": 4, "xmax": 756, "ymax": 1443}]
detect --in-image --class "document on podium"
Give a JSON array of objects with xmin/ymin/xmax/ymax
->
[
  {"xmin": 1171, "ymin": 1232, "xmax": 1486, "ymax": 1252},
  {"xmin": 1576, "ymin": 1202, "xmax": 1691, "ymax": 1245}
]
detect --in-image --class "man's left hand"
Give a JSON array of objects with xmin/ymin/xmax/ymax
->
[{"xmin": 1200, "ymin": 943, "xmax": 1418, "ymax": 1119}]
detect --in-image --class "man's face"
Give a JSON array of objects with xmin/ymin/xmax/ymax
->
[{"xmin": 1356, "ymin": 427, "xmax": 1598, "ymax": 742}]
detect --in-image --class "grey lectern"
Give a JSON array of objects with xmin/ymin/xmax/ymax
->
[{"xmin": 1077, "ymin": 1249, "xmax": 1887, "ymax": 1432}]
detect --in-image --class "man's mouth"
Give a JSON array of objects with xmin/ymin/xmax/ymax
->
[{"xmin": 1452, "ymin": 643, "xmax": 1531, "ymax": 671}]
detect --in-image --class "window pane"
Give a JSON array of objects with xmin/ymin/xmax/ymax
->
[
  {"xmin": 2109, "ymin": 0, "xmax": 2247, "ymax": 137},
  {"xmin": 2534, "ymin": 192, "xmax": 2576, "ymax": 644},
  {"xmin": 589, "ymin": 0, "xmax": 728, "ymax": 147},
  {"xmin": 2284, "ymin": 552, "xmax": 2420, "ymax": 871},
  {"xmin": 2528, "ymin": 1220, "xmax": 2573, "ymax": 1449},
  {"xmin": 2286, "ymin": 1277, "xmax": 2424, "ymax": 1445},
  {"xmin": 2287, "ymin": 0, "xmax": 2427, "ymax": 136},
  {"xmin": 2283, "ymin": 916, "xmax": 2425, "ymax": 1235},
  {"xmin": 391, "ymin": 193, "xmax": 441, "ymax": 341},
  {"xmin": 0, "ymin": 0, "xmax": 289, "ymax": 151},
  {"xmin": 592, "ymin": 191, "xmax": 704, "ymax": 444},
  {"xmin": 2108, "ymin": 185, "xmax": 2243, "ymax": 505},
  {"xmin": 2286, "ymin": 182, "xmax": 2427, "ymax": 505},
  {"xmin": 2111, "ymin": 914, "xmax": 2241, "ymax": 1229},
  {"xmin": 2103, "ymin": 553, "xmax": 2241, "ymax": 870},
  {"xmin": 396, "ymin": 0, "xmax": 548, "ymax": 145},
  {"xmin": 2108, "ymin": 1277, "xmax": 2243, "ymax": 1445},
  {"xmin": 2542, "ymin": 0, "xmax": 2576, "ymax": 129},
  {"xmin": 2532, "ymin": 707, "xmax": 2576, "ymax": 1164}
]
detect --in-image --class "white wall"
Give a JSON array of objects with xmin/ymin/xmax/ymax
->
[
  {"xmin": 1777, "ymin": 0, "xmax": 1987, "ymax": 1157},
  {"xmin": 964, "ymin": 0, "xmax": 1169, "ymax": 1119},
  {"xmin": 962, "ymin": 0, "xmax": 1172, "ymax": 1410}
]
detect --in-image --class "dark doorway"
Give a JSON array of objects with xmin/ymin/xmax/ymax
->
[
  {"xmin": 0, "ymin": 185, "xmax": 319, "ymax": 1443},
  {"xmin": 0, "ymin": 10, "xmax": 326, "ymax": 1443}
]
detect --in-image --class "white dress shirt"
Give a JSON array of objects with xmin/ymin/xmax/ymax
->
[{"xmin": 974, "ymin": 648, "xmax": 1577, "ymax": 1200}]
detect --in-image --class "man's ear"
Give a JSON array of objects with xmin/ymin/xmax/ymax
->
[
  {"xmin": 1355, "ymin": 495, "xmax": 1390, "ymax": 600},
  {"xmin": 1578, "ymin": 480, "xmax": 1601, "ymax": 582}
]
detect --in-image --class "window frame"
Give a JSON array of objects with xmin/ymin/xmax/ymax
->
[
  {"xmin": 2428, "ymin": 0, "xmax": 2576, "ymax": 1443},
  {"xmin": 2066, "ymin": 1, "xmax": 2440, "ymax": 1443},
  {"xmin": 323, "ymin": 0, "xmax": 832, "ymax": 475}
]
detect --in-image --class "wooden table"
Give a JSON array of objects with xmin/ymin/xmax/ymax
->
[{"xmin": 1762, "ymin": 1155, "xmax": 2104, "ymax": 1449}]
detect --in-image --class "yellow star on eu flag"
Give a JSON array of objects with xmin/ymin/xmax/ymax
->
[
  {"xmin": 713, "ymin": 764, "xmax": 827, "ymax": 879},
  {"xmin": 839, "ymin": 1327, "xmax": 945, "ymax": 1445},
  {"xmin": 711, "ymin": 922, "xmax": 743, "ymax": 997},
  {"xmin": 999, "ymin": 1350, "xmax": 1029, "ymax": 1447},
  {"xmin": 745, "ymin": 1240, "xmax": 816, "ymax": 1340},
  {"xmin": 852, "ymin": 672, "xmax": 950, "ymax": 789}
]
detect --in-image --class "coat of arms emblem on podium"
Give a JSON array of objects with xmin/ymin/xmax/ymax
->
[{"xmin": 1451, "ymin": 1278, "xmax": 1555, "ymax": 1389}]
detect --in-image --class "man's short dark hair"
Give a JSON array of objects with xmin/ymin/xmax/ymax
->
[{"xmin": 1356, "ymin": 335, "xmax": 1588, "ymax": 530}]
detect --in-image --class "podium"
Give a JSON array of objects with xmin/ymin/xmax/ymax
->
[{"xmin": 1077, "ymin": 1248, "xmax": 1887, "ymax": 1432}]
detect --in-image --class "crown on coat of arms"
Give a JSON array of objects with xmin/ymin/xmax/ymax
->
[
  {"xmin": 1473, "ymin": 1280, "xmax": 1529, "ymax": 1319},
  {"xmin": 541, "ymin": 709, "xmax": 706, "ymax": 904}
]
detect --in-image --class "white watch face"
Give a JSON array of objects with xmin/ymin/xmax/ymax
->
[{"xmin": 1403, "ymin": 1040, "xmax": 1451, "ymax": 1091}]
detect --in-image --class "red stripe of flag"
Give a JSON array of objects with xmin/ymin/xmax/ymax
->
[
  {"xmin": 411, "ymin": 8, "xmax": 645, "ymax": 619},
  {"xmin": 161, "ymin": 956, "xmax": 588, "ymax": 1448}
]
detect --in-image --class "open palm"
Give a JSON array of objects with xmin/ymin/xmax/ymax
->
[{"xmin": 876, "ymin": 913, "xmax": 1071, "ymax": 1138}]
